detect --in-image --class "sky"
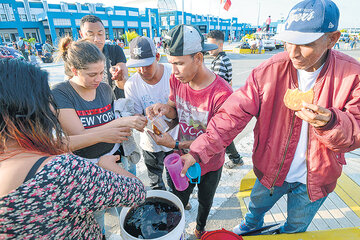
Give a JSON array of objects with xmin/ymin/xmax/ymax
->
[
  {"xmin": 174, "ymin": 0, "xmax": 359, "ymax": 28},
  {"xmin": 47, "ymin": 0, "xmax": 359, "ymax": 28}
]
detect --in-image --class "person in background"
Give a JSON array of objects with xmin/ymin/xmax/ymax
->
[
  {"xmin": 29, "ymin": 52, "xmax": 38, "ymax": 66},
  {"xmin": 11, "ymin": 40, "xmax": 18, "ymax": 50},
  {"xmin": 146, "ymin": 24, "xmax": 233, "ymax": 239},
  {"xmin": 180, "ymin": 0, "xmax": 360, "ymax": 235},
  {"xmin": 206, "ymin": 30, "xmax": 244, "ymax": 169},
  {"xmin": 257, "ymin": 37, "xmax": 263, "ymax": 54},
  {"xmin": 17, "ymin": 37, "xmax": 28, "ymax": 61},
  {"xmin": 42, "ymin": 40, "xmax": 54, "ymax": 55},
  {"xmin": 249, "ymin": 38, "xmax": 257, "ymax": 54},
  {"xmin": 52, "ymin": 37, "xmax": 147, "ymax": 238},
  {"xmin": 34, "ymin": 41, "xmax": 43, "ymax": 56},
  {"xmin": 266, "ymin": 16, "xmax": 271, "ymax": 32},
  {"xmin": 79, "ymin": 15, "xmax": 128, "ymax": 100},
  {"xmin": 0, "ymin": 58, "xmax": 146, "ymax": 239}
]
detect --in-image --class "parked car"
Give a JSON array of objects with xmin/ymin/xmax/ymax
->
[
  {"xmin": 272, "ymin": 38, "xmax": 284, "ymax": 49},
  {"xmin": 0, "ymin": 46, "xmax": 25, "ymax": 60},
  {"xmin": 254, "ymin": 32, "xmax": 276, "ymax": 51}
]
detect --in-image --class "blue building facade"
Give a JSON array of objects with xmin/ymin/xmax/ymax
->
[
  {"xmin": 0, "ymin": 0, "xmax": 257, "ymax": 45},
  {"xmin": 159, "ymin": 11, "xmax": 256, "ymax": 41}
]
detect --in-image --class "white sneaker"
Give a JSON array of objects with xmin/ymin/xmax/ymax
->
[{"xmin": 233, "ymin": 220, "xmax": 254, "ymax": 235}]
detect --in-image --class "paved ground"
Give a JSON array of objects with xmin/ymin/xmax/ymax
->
[{"xmin": 39, "ymin": 43, "xmax": 360, "ymax": 240}]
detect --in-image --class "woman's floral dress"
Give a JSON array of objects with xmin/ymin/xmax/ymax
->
[{"xmin": 0, "ymin": 153, "xmax": 146, "ymax": 239}]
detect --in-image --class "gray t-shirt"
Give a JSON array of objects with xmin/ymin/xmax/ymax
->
[{"xmin": 52, "ymin": 81, "xmax": 116, "ymax": 159}]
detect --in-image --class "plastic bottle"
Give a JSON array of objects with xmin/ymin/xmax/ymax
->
[{"xmin": 164, "ymin": 153, "xmax": 189, "ymax": 191}]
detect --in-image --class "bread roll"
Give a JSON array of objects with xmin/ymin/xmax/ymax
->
[{"xmin": 283, "ymin": 88, "xmax": 314, "ymax": 111}]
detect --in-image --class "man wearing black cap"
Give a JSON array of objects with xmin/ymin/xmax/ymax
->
[
  {"xmin": 146, "ymin": 24, "xmax": 233, "ymax": 238},
  {"xmin": 180, "ymin": 0, "xmax": 360, "ymax": 235},
  {"xmin": 125, "ymin": 36, "xmax": 178, "ymax": 191}
]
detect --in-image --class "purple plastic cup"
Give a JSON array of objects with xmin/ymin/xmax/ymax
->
[{"xmin": 164, "ymin": 153, "xmax": 189, "ymax": 191}]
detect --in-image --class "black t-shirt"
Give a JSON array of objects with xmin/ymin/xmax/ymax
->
[
  {"xmin": 52, "ymin": 81, "xmax": 116, "ymax": 159},
  {"xmin": 102, "ymin": 44, "xmax": 127, "ymax": 99}
]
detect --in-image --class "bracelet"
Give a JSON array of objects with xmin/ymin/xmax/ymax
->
[{"xmin": 174, "ymin": 141, "xmax": 180, "ymax": 150}]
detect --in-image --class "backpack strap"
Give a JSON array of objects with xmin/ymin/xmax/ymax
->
[{"xmin": 23, "ymin": 156, "xmax": 48, "ymax": 183}]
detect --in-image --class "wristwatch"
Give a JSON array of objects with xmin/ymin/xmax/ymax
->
[{"xmin": 174, "ymin": 141, "xmax": 180, "ymax": 150}]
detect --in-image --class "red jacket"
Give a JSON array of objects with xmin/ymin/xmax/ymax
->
[{"xmin": 190, "ymin": 50, "xmax": 360, "ymax": 201}]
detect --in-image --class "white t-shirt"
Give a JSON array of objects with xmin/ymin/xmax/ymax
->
[
  {"xmin": 124, "ymin": 63, "xmax": 178, "ymax": 152},
  {"xmin": 285, "ymin": 64, "xmax": 324, "ymax": 184}
]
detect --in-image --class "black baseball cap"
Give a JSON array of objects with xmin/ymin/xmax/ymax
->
[
  {"xmin": 164, "ymin": 24, "xmax": 218, "ymax": 56},
  {"xmin": 127, "ymin": 36, "xmax": 156, "ymax": 68}
]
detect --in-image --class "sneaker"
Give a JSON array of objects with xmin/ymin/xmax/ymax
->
[
  {"xmin": 224, "ymin": 157, "xmax": 244, "ymax": 169},
  {"xmin": 194, "ymin": 229, "xmax": 207, "ymax": 239},
  {"xmin": 232, "ymin": 220, "xmax": 255, "ymax": 235},
  {"xmin": 185, "ymin": 202, "xmax": 192, "ymax": 210}
]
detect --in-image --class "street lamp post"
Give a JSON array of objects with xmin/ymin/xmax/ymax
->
[
  {"xmin": 256, "ymin": 0, "xmax": 261, "ymax": 29},
  {"xmin": 148, "ymin": 9, "xmax": 153, "ymax": 39},
  {"xmin": 182, "ymin": 0, "xmax": 185, "ymax": 24}
]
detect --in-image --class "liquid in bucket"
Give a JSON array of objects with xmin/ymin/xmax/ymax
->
[
  {"xmin": 164, "ymin": 153, "xmax": 189, "ymax": 191},
  {"xmin": 123, "ymin": 197, "xmax": 182, "ymax": 239}
]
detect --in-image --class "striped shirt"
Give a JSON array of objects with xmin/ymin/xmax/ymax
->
[{"xmin": 211, "ymin": 51, "xmax": 232, "ymax": 84}]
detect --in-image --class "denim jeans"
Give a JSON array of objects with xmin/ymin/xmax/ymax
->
[
  {"xmin": 94, "ymin": 156, "xmax": 136, "ymax": 234},
  {"xmin": 121, "ymin": 156, "xmax": 136, "ymax": 176},
  {"xmin": 245, "ymin": 179, "xmax": 327, "ymax": 233}
]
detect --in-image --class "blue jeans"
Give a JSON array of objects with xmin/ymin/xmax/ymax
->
[
  {"xmin": 121, "ymin": 156, "xmax": 136, "ymax": 176},
  {"xmin": 94, "ymin": 156, "xmax": 137, "ymax": 234},
  {"xmin": 245, "ymin": 179, "xmax": 327, "ymax": 233}
]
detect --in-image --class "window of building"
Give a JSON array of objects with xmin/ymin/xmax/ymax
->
[
  {"xmin": 115, "ymin": 10, "xmax": 126, "ymax": 16},
  {"xmin": 10, "ymin": 33, "xmax": 18, "ymax": 41},
  {"xmin": 0, "ymin": 4, "xmax": 14, "ymax": 21},
  {"xmin": 170, "ymin": 16, "xmax": 175, "ymax": 25},
  {"xmin": 9, "ymin": 12, "xmax": 14, "ymax": 21},
  {"xmin": 161, "ymin": 16, "xmax": 167, "ymax": 26},
  {"xmin": 31, "ymin": 14, "xmax": 36, "ymax": 21},
  {"xmin": 113, "ymin": 28, "xmax": 124, "ymax": 39},
  {"xmin": 178, "ymin": 16, "xmax": 183, "ymax": 25},
  {"xmin": 0, "ymin": 14, "xmax": 6, "ymax": 21},
  {"xmin": 128, "ymin": 11, "xmax": 138, "ymax": 17},
  {"xmin": 186, "ymin": 16, "xmax": 191, "ymax": 24},
  {"xmin": 112, "ymin": 21, "xmax": 124, "ymax": 27},
  {"xmin": 105, "ymin": 29, "xmax": 109, "ymax": 40},
  {"xmin": 31, "ymin": 33, "xmax": 38, "ymax": 41},
  {"xmin": 53, "ymin": 18, "xmax": 71, "ymax": 26},
  {"xmin": 0, "ymin": 33, "xmax": 4, "ymax": 43},
  {"xmin": 4, "ymin": 33, "xmax": 10, "ymax": 42},
  {"xmin": 20, "ymin": 14, "xmax": 27, "ymax": 21}
]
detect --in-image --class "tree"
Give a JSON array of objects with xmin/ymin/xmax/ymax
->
[{"xmin": 124, "ymin": 31, "xmax": 139, "ymax": 45}]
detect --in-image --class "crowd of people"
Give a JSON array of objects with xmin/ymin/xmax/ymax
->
[{"xmin": 1, "ymin": 0, "xmax": 360, "ymax": 239}]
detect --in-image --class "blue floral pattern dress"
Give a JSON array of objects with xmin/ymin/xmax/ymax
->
[{"xmin": 0, "ymin": 153, "xmax": 146, "ymax": 239}]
